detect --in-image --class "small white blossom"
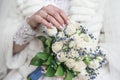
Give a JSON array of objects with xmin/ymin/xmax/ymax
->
[
  {"xmin": 89, "ymin": 59, "xmax": 100, "ymax": 69},
  {"xmin": 69, "ymin": 49, "xmax": 79, "ymax": 58},
  {"xmin": 65, "ymin": 59, "xmax": 76, "ymax": 69},
  {"xmin": 73, "ymin": 34, "xmax": 96, "ymax": 52},
  {"xmin": 69, "ymin": 41, "xmax": 76, "ymax": 48},
  {"xmin": 68, "ymin": 20, "xmax": 81, "ymax": 30},
  {"xmin": 45, "ymin": 26, "xmax": 58, "ymax": 36},
  {"xmin": 57, "ymin": 31, "xmax": 64, "ymax": 38},
  {"xmin": 52, "ymin": 41, "xmax": 63, "ymax": 53},
  {"xmin": 78, "ymin": 70, "xmax": 89, "ymax": 80},
  {"xmin": 57, "ymin": 52, "xmax": 68, "ymax": 62},
  {"xmin": 72, "ymin": 61, "xmax": 87, "ymax": 72},
  {"xmin": 65, "ymin": 22, "xmax": 77, "ymax": 36}
]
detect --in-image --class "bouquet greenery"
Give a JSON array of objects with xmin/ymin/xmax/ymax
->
[{"xmin": 30, "ymin": 20, "xmax": 106, "ymax": 80}]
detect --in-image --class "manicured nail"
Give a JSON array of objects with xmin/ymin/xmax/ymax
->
[
  {"xmin": 62, "ymin": 24, "xmax": 65, "ymax": 28},
  {"xmin": 49, "ymin": 23, "xmax": 54, "ymax": 28},
  {"xmin": 59, "ymin": 26, "xmax": 64, "ymax": 30}
]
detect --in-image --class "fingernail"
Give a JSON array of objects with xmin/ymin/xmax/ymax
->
[
  {"xmin": 62, "ymin": 24, "xmax": 65, "ymax": 28},
  {"xmin": 49, "ymin": 23, "xmax": 54, "ymax": 28},
  {"xmin": 59, "ymin": 26, "xmax": 64, "ymax": 30}
]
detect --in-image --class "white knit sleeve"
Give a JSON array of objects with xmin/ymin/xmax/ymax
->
[
  {"xmin": 16, "ymin": 0, "xmax": 48, "ymax": 17},
  {"xmin": 70, "ymin": 0, "xmax": 106, "ymax": 43}
]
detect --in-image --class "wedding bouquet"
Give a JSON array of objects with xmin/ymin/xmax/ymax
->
[{"xmin": 30, "ymin": 20, "xmax": 106, "ymax": 80}]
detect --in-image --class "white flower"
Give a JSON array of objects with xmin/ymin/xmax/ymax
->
[
  {"xmin": 68, "ymin": 49, "xmax": 79, "ymax": 58},
  {"xmin": 45, "ymin": 26, "xmax": 58, "ymax": 36},
  {"xmin": 89, "ymin": 59, "xmax": 100, "ymax": 69},
  {"xmin": 73, "ymin": 33, "xmax": 96, "ymax": 52},
  {"xmin": 77, "ymin": 70, "xmax": 89, "ymax": 80},
  {"xmin": 65, "ymin": 21, "xmax": 77, "ymax": 36},
  {"xmin": 80, "ymin": 34, "xmax": 90, "ymax": 42},
  {"xmin": 52, "ymin": 41, "xmax": 63, "ymax": 53},
  {"xmin": 57, "ymin": 31, "xmax": 64, "ymax": 38},
  {"xmin": 72, "ymin": 61, "xmax": 86, "ymax": 72},
  {"xmin": 65, "ymin": 59, "xmax": 76, "ymax": 69},
  {"xmin": 69, "ymin": 41, "xmax": 76, "ymax": 48},
  {"xmin": 57, "ymin": 52, "xmax": 68, "ymax": 62},
  {"xmin": 68, "ymin": 20, "xmax": 81, "ymax": 30}
]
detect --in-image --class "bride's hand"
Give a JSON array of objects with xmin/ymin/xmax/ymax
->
[{"xmin": 27, "ymin": 4, "xmax": 68, "ymax": 30}]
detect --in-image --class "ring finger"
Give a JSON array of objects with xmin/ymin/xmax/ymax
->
[{"xmin": 46, "ymin": 15, "xmax": 63, "ymax": 30}]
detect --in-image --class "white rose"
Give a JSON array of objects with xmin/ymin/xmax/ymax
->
[
  {"xmin": 52, "ymin": 41, "xmax": 63, "ymax": 54},
  {"xmin": 72, "ymin": 61, "xmax": 86, "ymax": 72},
  {"xmin": 57, "ymin": 52, "xmax": 68, "ymax": 62},
  {"xmin": 80, "ymin": 34, "xmax": 90, "ymax": 42},
  {"xmin": 65, "ymin": 59, "xmax": 76, "ymax": 69},
  {"xmin": 89, "ymin": 59, "xmax": 100, "ymax": 69},
  {"xmin": 77, "ymin": 70, "xmax": 89, "ymax": 80},
  {"xmin": 68, "ymin": 20, "xmax": 81, "ymax": 30},
  {"xmin": 57, "ymin": 31, "xmax": 64, "ymax": 38},
  {"xmin": 69, "ymin": 41, "xmax": 76, "ymax": 48},
  {"xmin": 74, "ymin": 34, "xmax": 96, "ymax": 52},
  {"xmin": 74, "ymin": 34, "xmax": 89, "ymax": 44},
  {"xmin": 65, "ymin": 22, "xmax": 77, "ymax": 36},
  {"xmin": 45, "ymin": 26, "xmax": 58, "ymax": 36}
]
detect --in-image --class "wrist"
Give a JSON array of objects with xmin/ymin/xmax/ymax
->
[{"xmin": 26, "ymin": 17, "xmax": 38, "ymax": 30}]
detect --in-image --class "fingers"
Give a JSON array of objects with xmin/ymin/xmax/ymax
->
[
  {"xmin": 30, "ymin": 5, "xmax": 68, "ymax": 30},
  {"xmin": 34, "ymin": 15, "xmax": 53, "ymax": 28},
  {"xmin": 41, "ymin": 66, "xmax": 47, "ymax": 74},
  {"xmin": 43, "ymin": 5, "xmax": 65, "ymax": 25},
  {"xmin": 41, "ymin": 5, "xmax": 67, "ymax": 29},
  {"xmin": 50, "ymin": 5, "xmax": 68, "ymax": 24},
  {"xmin": 59, "ymin": 11, "xmax": 68, "ymax": 24},
  {"xmin": 46, "ymin": 15, "xmax": 63, "ymax": 30}
]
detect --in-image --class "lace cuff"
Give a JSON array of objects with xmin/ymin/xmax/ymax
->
[{"xmin": 13, "ymin": 21, "xmax": 37, "ymax": 46}]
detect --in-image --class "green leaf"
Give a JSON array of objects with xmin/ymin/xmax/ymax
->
[
  {"xmin": 44, "ymin": 37, "xmax": 52, "ymax": 53},
  {"xmin": 83, "ymin": 57, "xmax": 92, "ymax": 65},
  {"xmin": 30, "ymin": 58, "xmax": 44, "ymax": 66},
  {"xmin": 51, "ymin": 60, "xmax": 58, "ymax": 69},
  {"xmin": 37, "ymin": 36, "xmax": 46, "ymax": 43},
  {"xmin": 33, "ymin": 52, "xmax": 49, "ymax": 60},
  {"xmin": 55, "ymin": 65, "xmax": 64, "ymax": 76},
  {"xmin": 45, "ymin": 47, "xmax": 50, "ymax": 53},
  {"xmin": 30, "ymin": 52, "xmax": 50, "ymax": 66},
  {"xmin": 45, "ymin": 37, "xmax": 52, "ymax": 47},
  {"xmin": 43, "ymin": 56, "xmax": 53, "ymax": 65},
  {"xmin": 27, "ymin": 77, "xmax": 31, "ymax": 80},
  {"xmin": 64, "ymin": 70, "xmax": 73, "ymax": 80},
  {"xmin": 45, "ymin": 65, "xmax": 56, "ymax": 77}
]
